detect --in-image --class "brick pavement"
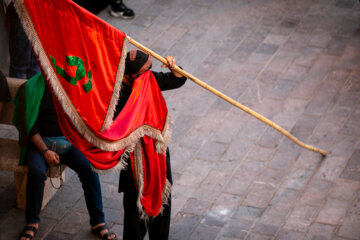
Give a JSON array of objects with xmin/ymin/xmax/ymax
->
[{"xmin": 1, "ymin": 0, "xmax": 360, "ymax": 239}]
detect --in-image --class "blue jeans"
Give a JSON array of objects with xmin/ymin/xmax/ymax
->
[
  {"xmin": 25, "ymin": 144, "xmax": 105, "ymax": 226},
  {"xmin": 7, "ymin": 3, "xmax": 39, "ymax": 79}
]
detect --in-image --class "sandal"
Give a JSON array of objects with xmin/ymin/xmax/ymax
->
[
  {"xmin": 91, "ymin": 223, "xmax": 117, "ymax": 240},
  {"xmin": 19, "ymin": 225, "xmax": 38, "ymax": 240}
]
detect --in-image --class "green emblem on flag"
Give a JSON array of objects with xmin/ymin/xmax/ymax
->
[{"xmin": 49, "ymin": 55, "xmax": 92, "ymax": 93}]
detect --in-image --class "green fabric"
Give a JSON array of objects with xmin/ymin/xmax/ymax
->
[{"xmin": 13, "ymin": 73, "xmax": 46, "ymax": 165}]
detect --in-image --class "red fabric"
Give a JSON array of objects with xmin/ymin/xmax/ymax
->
[
  {"xmin": 131, "ymin": 136, "xmax": 167, "ymax": 217},
  {"xmin": 54, "ymin": 70, "xmax": 168, "ymax": 169},
  {"xmin": 24, "ymin": 0, "xmax": 126, "ymax": 132}
]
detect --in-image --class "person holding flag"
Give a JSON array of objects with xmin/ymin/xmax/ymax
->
[{"xmin": 115, "ymin": 50, "xmax": 186, "ymax": 240}]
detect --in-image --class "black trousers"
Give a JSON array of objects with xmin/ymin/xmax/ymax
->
[{"xmin": 120, "ymin": 149, "xmax": 172, "ymax": 240}]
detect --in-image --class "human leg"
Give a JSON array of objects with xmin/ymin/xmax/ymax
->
[
  {"xmin": 121, "ymin": 168, "xmax": 147, "ymax": 240},
  {"xmin": 108, "ymin": 0, "xmax": 135, "ymax": 19},
  {"xmin": 20, "ymin": 145, "xmax": 48, "ymax": 239},
  {"xmin": 60, "ymin": 146, "xmax": 104, "ymax": 225},
  {"xmin": 7, "ymin": 3, "xmax": 39, "ymax": 79},
  {"xmin": 148, "ymin": 195, "xmax": 171, "ymax": 240},
  {"xmin": 61, "ymin": 146, "xmax": 116, "ymax": 239}
]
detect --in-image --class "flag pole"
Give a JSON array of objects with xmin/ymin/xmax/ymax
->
[{"xmin": 126, "ymin": 36, "xmax": 327, "ymax": 157}]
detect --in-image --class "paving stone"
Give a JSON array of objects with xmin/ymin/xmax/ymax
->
[
  {"xmin": 284, "ymin": 204, "xmax": 319, "ymax": 232},
  {"xmin": 180, "ymin": 197, "xmax": 212, "ymax": 216},
  {"xmin": 340, "ymin": 149, "xmax": 360, "ymax": 181},
  {"xmin": 304, "ymin": 223, "xmax": 336, "ymax": 240},
  {"xmin": 210, "ymin": 193, "xmax": 242, "ymax": 219},
  {"xmin": 275, "ymin": 230, "xmax": 306, "ymax": 240},
  {"xmin": 0, "ymin": 171, "xmax": 13, "ymax": 187},
  {"xmin": 224, "ymin": 175, "xmax": 253, "ymax": 196},
  {"xmin": 200, "ymin": 169, "xmax": 232, "ymax": 192},
  {"xmin": 336, "ymin": 0, "xmax": 358, "ymax": 8},
  {"xmin": 196, "ymin": 141, "xmax": 229, "ymax": 161},
  {"xmin": 294, "ymin": 46, "xmax": 321, "ymax": 67},
  {"xmin": 248, "ymin": 52, "xmax": 273, "ymax": 65},
  {"xmin": 267, "ymin": 79, "xmax": 296, "ymax": 100},
  {"xmin": 268, "ymin": 140, "xmax": 301, "ymax": 170},
  {"xmin": 218, "ymin": 218, "xmax": 253, "ymax": 239},
  {"xmin": 281, "ymin": 167, "xmax": 314, "ymax": 190},
  {"xmin": 248, "ymin": 145, "xmax": 275, "ymax": 162},
  {"xmin": 272, "ymin": 99, "xmax": 308, "ymax": 130},
  {"xmin": 336, "ymin": 45, "xmax": 360, "ymax": 68},
  {"xmin": 294, "ymin": 151, "xmax": 325, "ymax": 171},
  {"xmin": 0, "ymin": 208, "xmax": 28, "ymax": 239},
  {"xmin": 257, "ymin": 128, "xmax": 283, "ymax": 149},
  {"xmin": 291, "ymin": 114, "xmax": 319, "ymax": 141},
  {"xmin": 311, "ymin": 114, "xmax": 348, "ymax": 142},
  {"xmin": 221, "ymin": 135, "xmax": 256, "ymax": 162},
  {"xmin": 102, "ymin": 194, "xmax": 124, "ymax": 211},
  {"xmin": 179, "ymin": 129, "xmax": 211, "ymax": 150},
  {"xmin": 43, "ymin": 231, "xmax": 74, "ymax": 240},
  {"xmin": 316, "ymin": 198, "xmax": 351, "ymax": 225},
  {"xmin": 211, "ymin": 118, "xmax": 244, "ymax": 144},
  {"xmin": 325, "ymin": 35, "xmax": 348, "ymax": 56},
  {"xmin": 171, "ymin": 145, "xmax": 198, "ymax": 174},
  {"xmin": 282, "ymin": 32, "xmax": 312, "ymax": 53},
  {"xmin": 171, "ymin": 184, "xmax": 196, "ymax": 219},
  {"xmin": 256, "ymin": 167, "xmax": 286, "ymax": 186},
  {"xmin": 337, "ymin": 214, "xmax": 360, "ymax": 239},
  {"xmin": 348, "ymin": 193, "xmax": 360, "ymax": 215},
  {"xmin": 260, "ymin": 188, "xmax": 299, "ymax": 225},
  {"xmin": 330, "ymin": 178, "xmax": 360, "ymax": 200},
  {"xmin": 281, "ymin": 65, "xmax": 308, "ymax": 82},
  {"xmin": 260, "ymin": 14, "xmax": 283, "ymax": 27},
  {"xmin": 40, "ymin": 198, "xmax": 74, "ymax": 221},
  {"xmin": 200, "ymin": 212, "xmax": 227, "ymax": 228},
  {"xmin": 256, "ymin": 43, "xmax": 280, "ymax": 55},
  {"xmin": 234, "ymin": 206, "xmax": 263, "ymax": 221},
  {"xmin": 191, "ymin": 110, "xmax": 226, "ymax": 132},
  {"xmin": 299, "ymin": 178, "xmax": 332, "ymax": 207},
  {"xmin": 266, "ymin": 51, "xmax": 297, "ymax": 72},
  {"xmin": 53, "ymin": 211, "xmax": 89, "ymax": 235},
  {"xmin": 297, "ymin": 14, "xmax": 324, "ymax": 33},
  {"xmin": 73, "ymin": 225, "xmax": 100, "ymax": 240},
  {"xmin": 188, "ymin": 223, "xmax": 221, "ymax": 240},
  {"xmin": 291, "ymin": 54, "xmax": 338, "ymax": 100},
  {"xmin": 315, "ymin": 155, "xmax": 348, "ymax": 181},
  {"xmin": 191, "ymin": 184, "xmax": 220, "ymax": 205},
  {"xmin": 243, "ymin": 182, "xmax": 277, "ymax": 208},
  {"xmin": 177, "ymin": 159, "xmax": 214, "ymax": 187}
]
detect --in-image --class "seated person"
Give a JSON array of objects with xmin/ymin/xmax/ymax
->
[{"xmin": 13, "ymin": 74, "xmax": 117, "ymax": 240}]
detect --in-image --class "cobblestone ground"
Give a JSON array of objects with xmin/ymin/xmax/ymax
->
[{"xmin": 1, "ymin": 0, "xmax": 360, "ymax": 239}]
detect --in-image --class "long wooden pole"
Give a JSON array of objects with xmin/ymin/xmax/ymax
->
[{"xmin": 126, "ymin": 36, "xmax": 327, "ymax": 156}]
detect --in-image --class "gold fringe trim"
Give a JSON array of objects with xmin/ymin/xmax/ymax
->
[
  {"xmin": 133, "ymin": 138, "xmax": 172, "ymax": 220},
  {"xmin": 100, "ymin": 38, "xmax": 127, "ymax": 132}
]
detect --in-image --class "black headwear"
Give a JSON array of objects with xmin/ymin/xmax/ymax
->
[{"xmin": 124, "ymin": 50, "xmax": 152, "ymax": 75}]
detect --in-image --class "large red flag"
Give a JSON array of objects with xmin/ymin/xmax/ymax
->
[{"xmin": 15, "ymin": 0, "xmax": 171, "ymax": 217}]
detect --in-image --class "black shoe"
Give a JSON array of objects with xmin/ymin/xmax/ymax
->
[{"xmin": 109, "ymin": 0, "xmax": 135, "ymax": 19}]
